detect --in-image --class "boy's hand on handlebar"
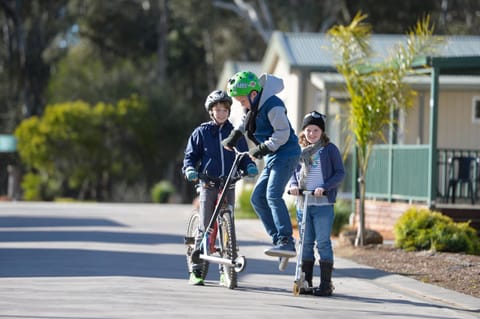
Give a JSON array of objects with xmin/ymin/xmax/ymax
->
[
  {"xmin": 185, "ymin": 167, "xmax": 198, "ymax": 182},
  {"xmin": 249, "ymin": 143, "xmax": 272, "ymax": 159},
  {"xmin": 246, "ymin": 163, "xmax": 259, "ymax": 177},
  {"xmin": 222, "ymin": 130, "xmax": 243, "ymax": 149}
]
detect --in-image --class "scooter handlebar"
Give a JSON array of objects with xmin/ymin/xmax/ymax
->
[{"xmin": 287, "ymin": 189, "xmax": 328, "ymax": 196}]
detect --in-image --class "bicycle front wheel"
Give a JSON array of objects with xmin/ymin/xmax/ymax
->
[
  {"xmin": 218, "ymin": 209, "xmax": 237, "ymax": 289},
  {"xmin": 185, "ymin": 209, "xmax": 209, "ymax": 280}
]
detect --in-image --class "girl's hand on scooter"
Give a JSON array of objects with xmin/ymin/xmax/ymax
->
[
  {"xmin": 288, "ymin": 186, "xmax": 300, "ymax": 196},
  {"xmin": 313, "ymin": 187, "xmax": 326, "ymax": 197}
]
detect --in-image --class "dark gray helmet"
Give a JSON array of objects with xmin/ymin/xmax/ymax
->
[{"xmin": 204, "ymin": 90, "xmax": 232, "ymax": 112}]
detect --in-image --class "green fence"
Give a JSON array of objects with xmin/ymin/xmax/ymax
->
[
  {"xmin": 361, "ymin": 145, "xmax": 480, "ymax": 203},
  {"xmin": 365, "ymin": 145, "xmax": 430, "ymax": 201}
]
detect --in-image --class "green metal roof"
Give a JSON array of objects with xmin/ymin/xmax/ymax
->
[
  {"xmin": 311, "ymin": 72, "xmax": 480, "ymax": 90},
  {"xmin": 263, "ymin": 31, "xmax": 480, "ymax": 72},
  {"xmin": 414, "ymin": 56, "xmax": 480, "ymax": 75}
]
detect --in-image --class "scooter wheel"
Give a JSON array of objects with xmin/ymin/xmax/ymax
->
[
  {"xmin": 293, "ymin": 282, "xmax": 300, "ymax": 296},
  {"xmin": 234, "ymin": 255, "xmax": 246, "ymax": 272}
]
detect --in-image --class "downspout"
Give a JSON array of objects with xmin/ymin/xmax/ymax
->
[
  {"xmin": 428, "ymin": 66, "xmax": 440, "ymax": 208},
  {"xmin": 418, "ymin": 93, "xmax": 425, "ymax": 144},
  {"xmin": 387, "ymin": 104, "xmax": 394, "ymax": 202},
  {"xmin": 296, "ymin": 70, "xmax": 307, "ymax": 131}
]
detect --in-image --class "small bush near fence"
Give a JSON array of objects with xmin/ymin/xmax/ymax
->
[
  {"xmin": 332, "ymin": 200, "xmax": 352, "ymax": 236},
  {"xmin": 151, "ymin": 180, "xmax": 175, "ymax": 203},
  {"xmin": 394, "ymin": 207, "xmax": 480, "ymax": 255},
  {"xmin": 235, "ymin": 183, "xmax": 257, "ymax": 219}
]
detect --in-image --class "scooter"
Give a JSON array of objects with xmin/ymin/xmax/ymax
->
[{"xmin": 291, "ymin": 189, "xmax": 327, "ymax": 296}]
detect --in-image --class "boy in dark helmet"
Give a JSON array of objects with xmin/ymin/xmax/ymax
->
[
  {"xmin": 222, "ymin": 71, "xmax": 301, "ymax": 262},
  {"xmin": 182, "ymin": 89, "xmax": 258, "ymax": 286}
]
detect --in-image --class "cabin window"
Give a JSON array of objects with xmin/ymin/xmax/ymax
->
[{"xmin": 473, "ymin": 97, "xmax": 480, "ymax": 124}]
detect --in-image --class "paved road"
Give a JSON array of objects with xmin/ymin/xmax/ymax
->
[{"xmin": 0, "ymin": 202, "xmax": 478, "ymax": 319}]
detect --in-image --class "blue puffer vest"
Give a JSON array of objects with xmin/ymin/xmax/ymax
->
[{"xmin": 253, "ymin": 95, "xmax": 300, "ymax": 161}]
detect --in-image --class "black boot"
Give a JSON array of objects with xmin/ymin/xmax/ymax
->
[
  {"xmin": 313, "ymin": 261, "xmax": 333, "ymax": 296},
  {"xmin": 299, "ymin": 260, "xmax": 314, "ymax": 295}
]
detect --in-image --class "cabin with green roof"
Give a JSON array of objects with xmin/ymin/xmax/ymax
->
[{"xmin": 218, "ymin": 32, "xmax": 480, "ymax": 235}]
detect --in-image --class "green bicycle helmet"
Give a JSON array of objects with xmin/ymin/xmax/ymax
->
[{"xmin": 227, "ymin": 71, "xmax": 262, "ymax": 97}]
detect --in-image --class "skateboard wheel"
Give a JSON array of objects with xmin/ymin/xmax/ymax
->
[{"xmin": 278, "ymin": 257, "xmax": 289, "ymax": 271}]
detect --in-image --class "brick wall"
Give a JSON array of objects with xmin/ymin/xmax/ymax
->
[{"xmin": 352, "ymin": 200, "xmax": 428, "ymax": 240}]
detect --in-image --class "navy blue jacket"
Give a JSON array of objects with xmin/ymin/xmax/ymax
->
[
  {"xmin": 288, "ymin": 143, "xmax": 345, "ymax": 204},
  {"xmin": 183, "ymin": 120, "xmax": 254, "ymax": 177}
]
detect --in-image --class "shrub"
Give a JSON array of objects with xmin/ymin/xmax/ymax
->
[
  {"xmin": 21, "ymin": 172, "xmax": 61, "ymax": 201},
  {"xmin": 332, "ymin": 200, "xmax": 352, "ymax": 236},
  {"xmin": 151, "ymin": 180, "xmax": 175, "ymax": 203},
  {"xmin": 21, "ymin": 173, "xmax": 42, "ymax": 201},
  {"xmin": 235, "ymin": 183, "xmax": 257, "ymax": 219},
  {"xmin": 15, "ymin": 96, "xmax": 177, "ymax": 202},
  {"xmin": 394, "ymin": 207, "xmax": 480, "ymax": 255}
]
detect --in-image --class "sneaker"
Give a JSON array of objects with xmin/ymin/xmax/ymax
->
[
  {"xmin": 264, "ymin": 238, "xmax": 296, "ymax": 258},
  {"xmin": 189, "ymin": 272, "xmax": 204, "ymax": 286}
]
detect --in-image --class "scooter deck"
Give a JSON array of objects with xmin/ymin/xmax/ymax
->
[{"xmin": 264, "ymin": 249, "xmax": 297, "ymax": 258}]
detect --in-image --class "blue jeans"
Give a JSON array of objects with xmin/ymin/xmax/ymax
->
[
  {"xmin": 251, "ymin": 155, "xmax": 299, "ymax": 245},
  {"xmin": 198, "ymin": 186, "xmax": 235, "ymax": 233},
  {"xmin": 192, "ymin": 186, "xmax": 235, "ymax": 271},
  {"xmin": 296, "ymin": 204, "xmax": 334, "ymax": 262}
]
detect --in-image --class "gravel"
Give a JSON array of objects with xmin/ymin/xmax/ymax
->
[{"xmin": 334, "ymin": 243, "xmax": 480, "ymax": 298}]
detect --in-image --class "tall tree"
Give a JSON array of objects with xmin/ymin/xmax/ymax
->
[
  {"xmin": 327, "ymin": 13, "xmax": 443, "ymax": 245},
  {"xmin": 2, "ymin": 0, "xmax": 477, "ymax": 202},
  {"xmin": 0, "ymin": 0, "xmax": 71, "ymax": 131}
]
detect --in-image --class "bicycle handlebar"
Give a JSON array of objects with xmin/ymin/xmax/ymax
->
[
  {"xmin": 232, "ymin": 146, "xmax": 250, "ymax": 157},
  {"xmin": 198, "ymin": 172, "xmax": 246, "ymax": 183},
  {"xmin": 196, "ymin": 146, "xmax": 250, "ymax": 187}
]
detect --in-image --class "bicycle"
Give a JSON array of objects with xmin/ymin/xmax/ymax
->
[{"xmin": 184, "ymin": 147, "xmax": 249, "ymax": 289}]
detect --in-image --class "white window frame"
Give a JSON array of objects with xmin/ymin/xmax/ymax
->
[{"xmin": 473, "ymin": 96, "xmax": 480, "ymax": 124}]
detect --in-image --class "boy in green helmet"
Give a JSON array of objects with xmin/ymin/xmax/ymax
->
[{"xmin": 222, "ymin": 71, "xmax": 301, "ymax": 263}]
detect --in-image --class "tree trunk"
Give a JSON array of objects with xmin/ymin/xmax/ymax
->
[
  {"xmin": 156, "ymin": 0, "xmax": 169, "ymax": 84},
  {"xmin": 355, "ymin": 174, "xmax": 366, "ymax": 246}
]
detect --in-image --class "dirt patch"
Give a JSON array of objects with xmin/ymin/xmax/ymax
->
[{"xmin": 334, "ymin": 242, "xmax": 480, "ymax": 298}]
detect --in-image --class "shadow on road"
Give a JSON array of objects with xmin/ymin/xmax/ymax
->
[
  {"xmin": 0, "ymin": 248, "xmax": 187, "ymax": 278},
  {"xmin": 0, "ymin": 216, "xmax": 126, "ymax": 227},
  {"xmin": 0, "ymin": 214, "xmax": 393, "ymax": 284},
  {"xmin": 0, "ymin": 230, "xmax": 179, "ymax": 244}
]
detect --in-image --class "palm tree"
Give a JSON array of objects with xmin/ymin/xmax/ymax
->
[{"xmin": 327, "ymin": 13, "xmax": 443, "ymax": 246}]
